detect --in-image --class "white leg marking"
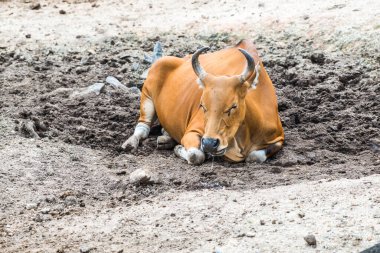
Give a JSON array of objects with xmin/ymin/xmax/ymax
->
[
  {"xmin": 122, "ymin": 123, "xmax": 150, "ymax": 151},
  {"xmin": 142, "ymin": 99, "xmax": 155, "ymax": 124},
  {"xmin": 174, "ymin": 145, "xmax": 205, "ymax": 165},
  {"xmin": 246, "ymin": 149, "xmax": 267, "ymax": 163}
]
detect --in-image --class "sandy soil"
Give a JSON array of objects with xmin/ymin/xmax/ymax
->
[{"xmin": 1, "ymin": 0, "xmax": 380, "ymax": 252}]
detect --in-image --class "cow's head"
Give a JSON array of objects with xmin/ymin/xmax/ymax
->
[{"xmin": 192, "ymin": 47, "xmax": 259, "ymax": 156}]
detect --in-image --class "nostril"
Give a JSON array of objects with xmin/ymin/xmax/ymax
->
[{"xmin": 213, "ymin": 139, "xmax": 220, "ymax": 148}]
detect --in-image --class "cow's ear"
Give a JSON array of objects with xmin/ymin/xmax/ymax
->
[{"xmin": 244, "ymin": 62, "xmax": 261, "ymax": 89}]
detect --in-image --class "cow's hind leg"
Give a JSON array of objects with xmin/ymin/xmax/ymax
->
[
  {"xmin": 174, "ymin": 132, "xmax": 205, "ymax": 165},
  {"xmin": 122, "ymin": 94, "xmax": 155, "ymax": 151},
  {"xmin": 246, "ymin": 141, "xmax": 283, "ymax": 163},
  {"xmin": 157, "ymin": 128, "xmax": 176, "ymax": 150}
]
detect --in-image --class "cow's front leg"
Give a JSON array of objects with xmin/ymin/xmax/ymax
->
[
  {"xmin": 122, "ymin": 94, "xmax": 155, "ymax": 151},
  {"xmin": 157, "ymin": 128, "xmax": 176, "ymax": 150},
  {"xmin": 174, "ymin": 132, "xmax": 205, "ymax": 165}
]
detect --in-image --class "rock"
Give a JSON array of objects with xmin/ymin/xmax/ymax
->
[
  {"xmin": 77, "ymin": 126, "xmax": 87, "ymax": 133},
  {"xmin": 64, "ymin": 196, "xmax": 77, "ymax": 206},
  {"xmin": 140, "ymin": 69, "xmax": 149, "ymax": 79},
  {"xmin": 40, "ymin": 207, "xmax": 51, "ymax": 214},
  {"xmin": 131, "ymin": 62, "xmax": 140, "ymax": 71},
  {"xmin": 270, "ymin": 167, "xmax": 282, "ymax": 174},
  {"xmin": 30, "ymin": 3, "xmax": 41, "ymax": 10},
  {"xmin": 304, "ymin": 234, "xmax": 317, "ymax": 247},
  {"xmin": 34, "ymin": 214, "xmax": 52, "ymax": 222},
  {"xmin": 25, "ymin": 34, "xmax": 31, "ymax": 39},
  {"xmin": 129, "ymin": 87, "xmax": 141, "ymax": 95},
  {"xmin": 105, "ymin": 76, "xmax": 129, "ymax": 92},
  {"xmin": 59, "ymin": 9, "xmax": 66, "ymax": 14},
  {"xmin": 75, "ymin": 66, "xmax": 89, "ymax": 74},
  {"xmin": 80, "ymin": 246, "xmax": 94, "ymax": 253},
  {"xmin": 26, "ymin": 203, "xmax": 38, "ymax": 210},
  {"xmin": 298, "ymin": 212, "xmax": 305, "ymax": 218},
  {"xmin": 129, "ymin": 168, "xmax": 152, "ymax": 185},
  {"xmin": 70, "ymin": 83, "xmax": 105, "ymax": 98},
  {"xmin": 310, "ymin": 53, "xmax": 325, "ymax": 64},
  {"xmin": 260, "ymin": 220, "xmax": 265, "ymax": 225}
]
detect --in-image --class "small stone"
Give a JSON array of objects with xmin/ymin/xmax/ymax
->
[
  {"xmin": 59, "ymin": 9, "xmax": 66, "ymax": 14},
  {"xmin": 64, "ymin": 196, "xmax": 77, "ymax": 206},
  {"xmin": 129, "ymin": 168, "xmax": 151, "ymax": 185},
  {"xmin": 270, "ymin": 167, "xmax": 282, "ymax": 173},
  {"xmin": 26, "ymin": 203, "xmax": 38, "ymax": 210},
  {"xmin": 75, "ymin": 66, "xmax": 89, "ymax": 74},
  {"xmin": 77, "ymin": 126, "xmax": 87, "ymax": 133},
  {"xmin": 41, "ymin": 207, "xmax": 51, "ymax": 214},
  {"xmin": 30, "ymin": 3, "xmax": 41, "ymax": 10},
  {"xmin": 106, "ymin": 76, "xmax": 129, "ymax": 92},
  {"xmin": 25, "ymin": 34, "xmax": 31, "ymax": 39},
  {"xmin": 272, "ymin": 220, "xmax": 277, "ymax": 224},
  {"xmin": 310, "ymin": 53, "xmax": 325, "ymax": 65},
  {"xmin": 304, "ymin": 234, "xmax": 317, "ymax": 247},
  {"xmin": 131, "ymin": 62, "xmax": 140, "ymax": 71},
  {"xmin": 129, "ymin": 87, "xmax": 141, "ymax": 95},
  {"xmin": 298, "ymin": 212, "xmax": 305, "ymax": 218},
  {"xmin": 260, "ymin": 220, "xmax": 265, "ymax": 225},
  {"xmin": 80, "ymin": 246, "xmax": 94, "ymax": 253}
]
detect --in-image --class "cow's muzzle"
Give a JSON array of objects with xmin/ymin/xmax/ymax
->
[{"xmin": 201, "ymin": 137, "xmax": 220, "ymax": 155}]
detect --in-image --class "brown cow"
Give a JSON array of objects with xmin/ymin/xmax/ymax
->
[{"xmin": 122, "ymin": 39, "xmax": 284, "ymax": 164}]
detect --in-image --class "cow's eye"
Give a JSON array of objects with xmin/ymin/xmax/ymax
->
[
  {"xmin": 199, "ymin": 103, "xmax": 207, "ymax": 112},
  {"xmin": 225, "ymin": 104, "xmax": 237, "ymax": 116}
]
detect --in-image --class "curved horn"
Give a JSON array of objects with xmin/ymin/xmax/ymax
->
[
  {"xmin": 192, "ymin": 47, "xmax": 210, "ymax": 80},
  {"xmin": 238, "ymin": 48, "xmax": 256, "ymax": 82}
]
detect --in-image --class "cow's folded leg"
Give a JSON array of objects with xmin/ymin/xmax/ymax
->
[
  {"xmin": 157, "ymin": 128, "xmax": 176, "ymax": 150},
  {"xmin": 174, "ymin": 145, "xmax": 205, "ymax": 165},
  {"xmin": 174, "ymin": 132, "xmax": 205, "ymax": 165},
  {"xmin": 122, "ymin": 95, "xmax": 155, "ymax": 151},
  {"xmin": 246, "ymin": 141, "xmax": 283, "ymax": 163}
]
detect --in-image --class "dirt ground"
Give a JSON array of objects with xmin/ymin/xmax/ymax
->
[{"xmin": 0, "ymin": 0, "xmax": 379, "ymax": 252}]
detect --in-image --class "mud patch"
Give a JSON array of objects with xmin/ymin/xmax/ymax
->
[{"xmin": 1, "ymin": 32, "xmax": 379, "ymax": 200}]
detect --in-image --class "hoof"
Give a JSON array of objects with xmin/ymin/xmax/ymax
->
[
  {"xmin": 121, "ymin": 135, "xmax": 139, "ymax": 152},
  {"xmin": 187, "ymin": 148, "xmax": 205, "ymax": 165},
  {"xmin": 157, "ymin": 135, "xmax": 176, "ymax": 150}
]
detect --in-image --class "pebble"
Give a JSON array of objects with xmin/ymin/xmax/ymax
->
[
  {"xmin": 260, "ymin": 220, "xmax": 265, "ymax": 225},
  {"xmin": 26, "ymin": 203, "xmax": 38, "ymax": 210},
  {"xmin": 75, "ymin": 66, "xmax": 89, "ymax": 74},
  {"xmin": 105, "ymin": 76, "xmax": 129, "ymax": 92},
  {"xmin": 30, "ymin": 3, "xmax": 41, "ymax": 10},
  {"xmin": 80, "ymin": 245, "xmax": 94, "ymax": 253},
  {"xmin": 70, "ymin": 83, "xmax": 105, "ymax": 98},
  {"xmin": 25, "ymin": 34, "xmax": 31, "ymax": 39},
  {"xmin": 310, "ymin": 52, "xmax": 325, "ymax": 65},
  {"xmin": 298, "ymin": 212, "xmax": 305, "ymax": 218},
  {"xmin": 304, "ymin": 234, "xmax": 317, "ymax": 247},
  {"xmin": 40, "ymin": 207, "xmax": 50, "ymax": 214},
  {"xmin": 129, "ymin": 168, "xmax": 151, "ymax": 185},
  {"xmin": 64, "ymin": 196, "xmax": 77, "ymax": 206},
  {"xmin": 59, "ymin": 9, "xmax": 66, "ymax": 14}
]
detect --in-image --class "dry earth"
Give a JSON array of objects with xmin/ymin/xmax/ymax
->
[{"xmin": 0, "ymin": 0, "xmax": 380, "ymax": 252}]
